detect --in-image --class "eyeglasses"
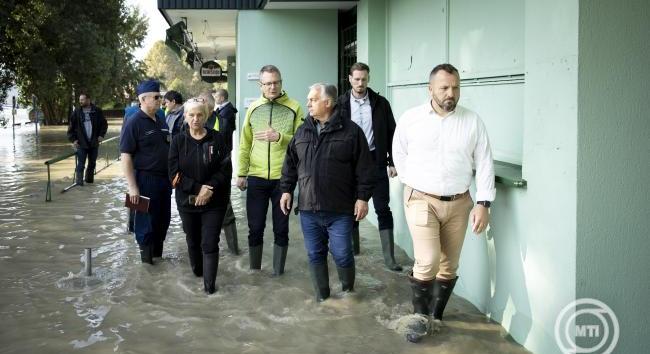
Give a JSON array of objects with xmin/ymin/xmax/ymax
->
[
  {"xmin": 259, "ymin": 80, "xmax": 282, "ymax": 87},
  {"xmin": 150, "ymin": 95, "xmax": 162, "ymax": 100}
]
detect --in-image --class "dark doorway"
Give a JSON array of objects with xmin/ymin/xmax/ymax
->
[{"xmin": 338, "ymin": 7, "xmax": 357, "ymax": 94}]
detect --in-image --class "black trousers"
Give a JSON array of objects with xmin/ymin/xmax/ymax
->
[
  {"xmin": 354, "ymin": 151, "xmax": 394, "ymax": 231},
  {"xmin": 179, "ymin": 209, "xmax": 227, "ymax": 255},
  {"xmin": 246, "ymin": 176, "xmax": 289, "ymax": 247}
]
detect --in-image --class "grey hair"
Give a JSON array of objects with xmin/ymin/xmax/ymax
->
[{"xmin": 309, "ymin": 83, "xmax": 338, "ymax": 103}]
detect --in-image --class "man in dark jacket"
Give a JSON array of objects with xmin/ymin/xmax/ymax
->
[
  {"xmin": 280, "ymin": 83, "xmax": 374, "ymax": 302},
  {"xmin": 337, "ymin": 62, "xmax": 402, "ymax": 272},
  {"xmin": 163, "ymin": 90, "xmax": 184, "ymax": 137},
  {"xmin": 67, "ymin": 93, "xmax": 108, "ymax": 185},
  {"xmin": 213, "ymin": 88, "xmax": 238, "ymax": 151}
]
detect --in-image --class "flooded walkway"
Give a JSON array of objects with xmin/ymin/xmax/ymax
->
[{"xmin": 0, "ymin": 124, "xmax": 529, "ymax": 353}]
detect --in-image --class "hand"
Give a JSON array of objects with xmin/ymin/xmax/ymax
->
[
  {"xmin": 129, "ymin": 187, "xmax": 140, "ymax": 205},
  {"xmin": 387, "ymin": 166, "xmax": 398, "ymax": 178},
  {"xmin": 98, "ymin": 136, "xmax": 104, "ymax": 143},
  {"xmin": 72, "ymin": 140, "xmax": 79, "ymax": 150},
  {"xmin": 280, "ymin": 193, "xmax": 292, "ymax": 215},
  {"xmin": 354, "ymin": 200, "xmax": 369, "ymax": 221},
  {"xmin": 253, "ymin": 124, "xmax": 280, "ymax": 142},
  {"xmin": 195, "ymin": 185, "xmax": 214, "ymax": 206},
  {"xmin": 236, "ymin": 177, "xmax": 247, "ymax": 191},
  {"xmin": 471, "ymin": 204, "xmax": 490, "ymax": 234}
]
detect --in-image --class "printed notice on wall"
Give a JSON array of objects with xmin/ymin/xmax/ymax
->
[{"xmin": 247, "ymin": 73, "xmax": 260, "ymax": 81}]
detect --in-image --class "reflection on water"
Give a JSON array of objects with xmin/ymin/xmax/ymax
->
[{"xmin": 0, "ymin": 125, "xmax": 529, "ymax": 353}]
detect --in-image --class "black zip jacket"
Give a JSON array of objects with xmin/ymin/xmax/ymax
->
[
  {"xmin": 67, "ymin": 104, "xmax": 108, "ymax": 149},
  {"xmin": 168, "ymin": 128, "xmax": 232, "ymax": 213},
  {"xmin": 337, "ymin": 87, "xmax": 397, "ymax": 166},
  {"xmin": 280, "ymin": 107, "xmax": 375, "ymax": 214},
  {"xmin": 217, "ymin": 102, "xmax": 238, "ymax": 152}
]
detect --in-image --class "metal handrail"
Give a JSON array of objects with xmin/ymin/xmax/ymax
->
[{"xmin": 44, "ymin": 136, "xmax": 120, "ymax": 201}]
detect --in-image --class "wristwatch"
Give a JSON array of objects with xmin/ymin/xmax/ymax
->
[{"xmin": 477, "ymin": 201, "xmax": 491, "ymax": 208}]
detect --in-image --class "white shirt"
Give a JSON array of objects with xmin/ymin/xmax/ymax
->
[
  {"xmin": 393, "ymin": 102, "xmax": 496, "ymax": 201},
  {"xmin": 216, "ymin": 101, "xmax": 229, "ymax": 111},
  {"xmin": 82, "ymin": 107, "xmax": 92, "ymax": 140},
  {"xmin": 350, "ymin": 91, "xmax": 375, "ymax": 151}
]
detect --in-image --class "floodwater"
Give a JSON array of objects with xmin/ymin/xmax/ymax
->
[{"xmin": 0, "ymin": 122, "xmax": 530, "ymax": 353}]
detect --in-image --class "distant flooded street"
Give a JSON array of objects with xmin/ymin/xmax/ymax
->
[{"xmin": 0, "ymin": 123, "xmax": 529, "ymax": 353}]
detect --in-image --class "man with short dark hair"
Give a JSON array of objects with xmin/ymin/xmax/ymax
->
[
  {"xmin": 280, "ymin": 83, "xmax": 374, "ymax": 302},
  {"xmin": 337, "ymin": 62, "xmax": 402, "ymax": 272},
  {"xmin": 163, "ymin": 90, "xmax": 184, "ymax": 137},
  {"xmin": 393, "ymin": 63, "xmax": 495, "ymax": 342},
  {"xmin": 120, "ymin": 79, "xmax": 172, "ymax": 264},
  {"xmin": 67, "ymin": 93, "xmax": 108, "ymax": 185},
  {"xmin": 238, "ymin": 65, "xmax": 304, "ymax": 275}
]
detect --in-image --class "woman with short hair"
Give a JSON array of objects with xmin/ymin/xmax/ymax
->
[{"xmin": 168, "ymin": 98, "xmax": 232, "ymax": 294}]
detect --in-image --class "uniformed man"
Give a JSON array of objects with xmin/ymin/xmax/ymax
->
[{"xmin": 120, "ymin": 79, "xmax": 172, "ymax": 264}]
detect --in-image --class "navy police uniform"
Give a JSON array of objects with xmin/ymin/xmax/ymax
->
[{"xmin": 120, "ymin": 108, "xmax": 172, "ymax": 257}]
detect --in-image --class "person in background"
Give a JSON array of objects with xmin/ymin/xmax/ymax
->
[
  {"xmin": 280, "ymin": 83, "xmax": 374, "ymax": 301},
  {"xmin": 163, "ymin": 90, "xmax": 184, "ymax": 137},
  {"xmin": 120, "ymin": 79, "xmax": 172, "ymax": 264},
  {"xmin": 67, "ymin": 92, "xmax": 108, "ymax": 185},
  {"xmin": 169, "ymin": 97, "xmax": 231, "ymax": 294},
  {"xmin": 392, "ymin": 64, "xmax": 495, "ymax": 342},
  {"xmin": 337, "ymin": 62, "xmax": 402, "ymax": 272}
]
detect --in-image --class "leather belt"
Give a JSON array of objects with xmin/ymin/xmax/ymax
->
[{"xmin": 415, "ymin": 189, "xmax": 469, "ymax": 201}]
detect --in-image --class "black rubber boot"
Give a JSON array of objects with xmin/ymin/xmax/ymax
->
[
  {"xmin": 203, "ymin": 252, "xmax": 218, "ymax": 294},
  {"xmin": 153, "ymin": 240, "xmax": 164, "ymax": 258},
  {"xmin": 272, "ymin": 244, "xmax": 288, "ymax": 276},
  {"xmin": 249, "ymin": 245, "xmax": 263, "ymax": 270},
  {"xmin": 379, "ymin": 229, "xmax": 403, "ymax": 271},
  {"xmin": 309, "ymin": 263, "xmax": 330, "ymax": 302},
  {"xmin": 75, "ymin": 171, "xmax": 84, "ymax": 186},
  {"xmin": 223, "ymin": 222, "xmax": 240, "ymax": 255},
  {"xmin": 431, "ymin": 276, "xmax": 458, "ymax": 320},
  {"xmin": 187, "ymin": 247, "xmax": 203, "ymax": 277},
  {"xmin": 139, "ymin": 244, "xmax": 154, "ymax": 265},
  {"xmin": 84, "ymin": 168, "xmax": 94, "ymax": 183},
  {"xmin": 405, "ymin": 272, "xmax": 433, "ymax": 343},
  {"xmin": 336, "ymin": 266, "xmax": 355, "ymax": 292},
  {"xmin": 352, "ymin": 226, "xmax": 360, "ymax": 255}
]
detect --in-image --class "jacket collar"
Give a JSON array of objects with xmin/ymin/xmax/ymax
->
[{"xmin": 305, "ymin": 105, "xmax": 344, "ymax": 134}]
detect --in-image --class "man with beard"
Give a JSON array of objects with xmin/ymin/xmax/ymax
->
[
  {"xmin": 392, "ymin": 64, "xmax": 495, "ymax": 342},
  {"xmin": 67, "ymin": 93, "xmax": 108, "ymax": 185}
]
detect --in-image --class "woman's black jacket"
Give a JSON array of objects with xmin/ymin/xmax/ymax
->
[{"xmin": 168, "ymin": 128, "xmax": 232, "ymax": 213}]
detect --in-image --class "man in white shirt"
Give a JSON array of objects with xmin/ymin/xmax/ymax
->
[{"xmin": 392, "ymin": 64, "xmax": 495, "ymax": 342}]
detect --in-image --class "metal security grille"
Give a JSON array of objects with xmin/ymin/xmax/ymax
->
[{"xmin": 338, "ymin": 8, "xmax": 357, "ymax": 94}]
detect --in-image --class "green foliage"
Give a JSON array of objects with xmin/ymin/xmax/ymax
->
[
  {"xmin": 144, "ymin": 40, "xmax": 222, "ymax": 99},
  {"xmin": 0, "ymin": 0, "xmax": 147, "ymax": 124}
]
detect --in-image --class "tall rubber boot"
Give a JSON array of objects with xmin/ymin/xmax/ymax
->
[
  {"xmin": 272, "ymin": 244, "xmax": 288, "ymax": 276},
  {"xmin": 431, "ymin": 276, "xmax": 458, "ymax": 320},
  {"xmin": 309, "ymin": 263, "xmax": 330, "ymax": 302},
  {"xmin": 203, "ymin": 252, "xmax": 218, "ymax": 294},
  {"xmin": 223, "ymin": 222, "xmax": 240, "ymax": 255},
  {"xmin": 187, "ymin": 247, "xmax": 203, "ymax": 277},
  {"xmin": 139, "ymin": 244, "xmax": 154, "ymax": 265},
  {"xmin": 336, "ymin": 266, "xmax": 355, "ymax": 292},
  {"xmin": 75, "ymin": 171, "xmax": 84, "ymax": 186},
  {"xmin": 84, "ymin": 168, "xmax": 94, "ymax": 183},
  {"xmin": 153, "ymin": 240, "xmax": 164, "ymax": 258},
  {"xmin": 352, "ymin": 226, "xmax": 360, "ymax": 255},
  {"xmin": 379, "ymin": 229, "xmax": 403, "ymax": 271},
  {"xmin": 405, "ymin": 272, "xmax": 433, "ymax": 343},
  {"xmin": 249, "ymin": 245, "xmax": 263, "ymax": 270}
]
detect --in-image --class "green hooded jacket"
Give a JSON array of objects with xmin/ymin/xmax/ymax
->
[{"xmin": 238, "ymin": 92, "xmax": 304, "ymax": 180}]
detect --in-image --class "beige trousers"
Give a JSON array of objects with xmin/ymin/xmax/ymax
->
[{"xmin": 404, "ymin": 185, "xmax": 473, "ymax": 281}]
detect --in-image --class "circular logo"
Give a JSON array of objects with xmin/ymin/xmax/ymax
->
[{"xmin": 555, "ymin": 298, "xmax": 619, "ymax": 354}]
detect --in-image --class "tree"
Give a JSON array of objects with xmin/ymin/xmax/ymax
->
[
  {"xmin": 0, "ymin": 0, "xmax": 147, "ymax": 124},
  {"xmin": 144, "ymin": 40, "xmax": 221, "ymax": 99}
]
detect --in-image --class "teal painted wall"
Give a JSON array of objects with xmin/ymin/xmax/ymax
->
[
  {"xmin": 235, "ymin": 10, "xmax": 338, "ymax": 124},
  {"xmin": 356, "ymin": 0, "xmax": 387, "ymax": 95},
  {"xmin": 576, "ymin": 1, "xmax": 650, "ymax": 353},
  {"xmin": 359, "ymin": 1, "xmax": 580, "ymax": 353}
]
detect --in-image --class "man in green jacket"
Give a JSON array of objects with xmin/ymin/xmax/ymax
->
[{"xmin": 237, "ymin": 65, "xmax": 304, "ymax": 275}]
